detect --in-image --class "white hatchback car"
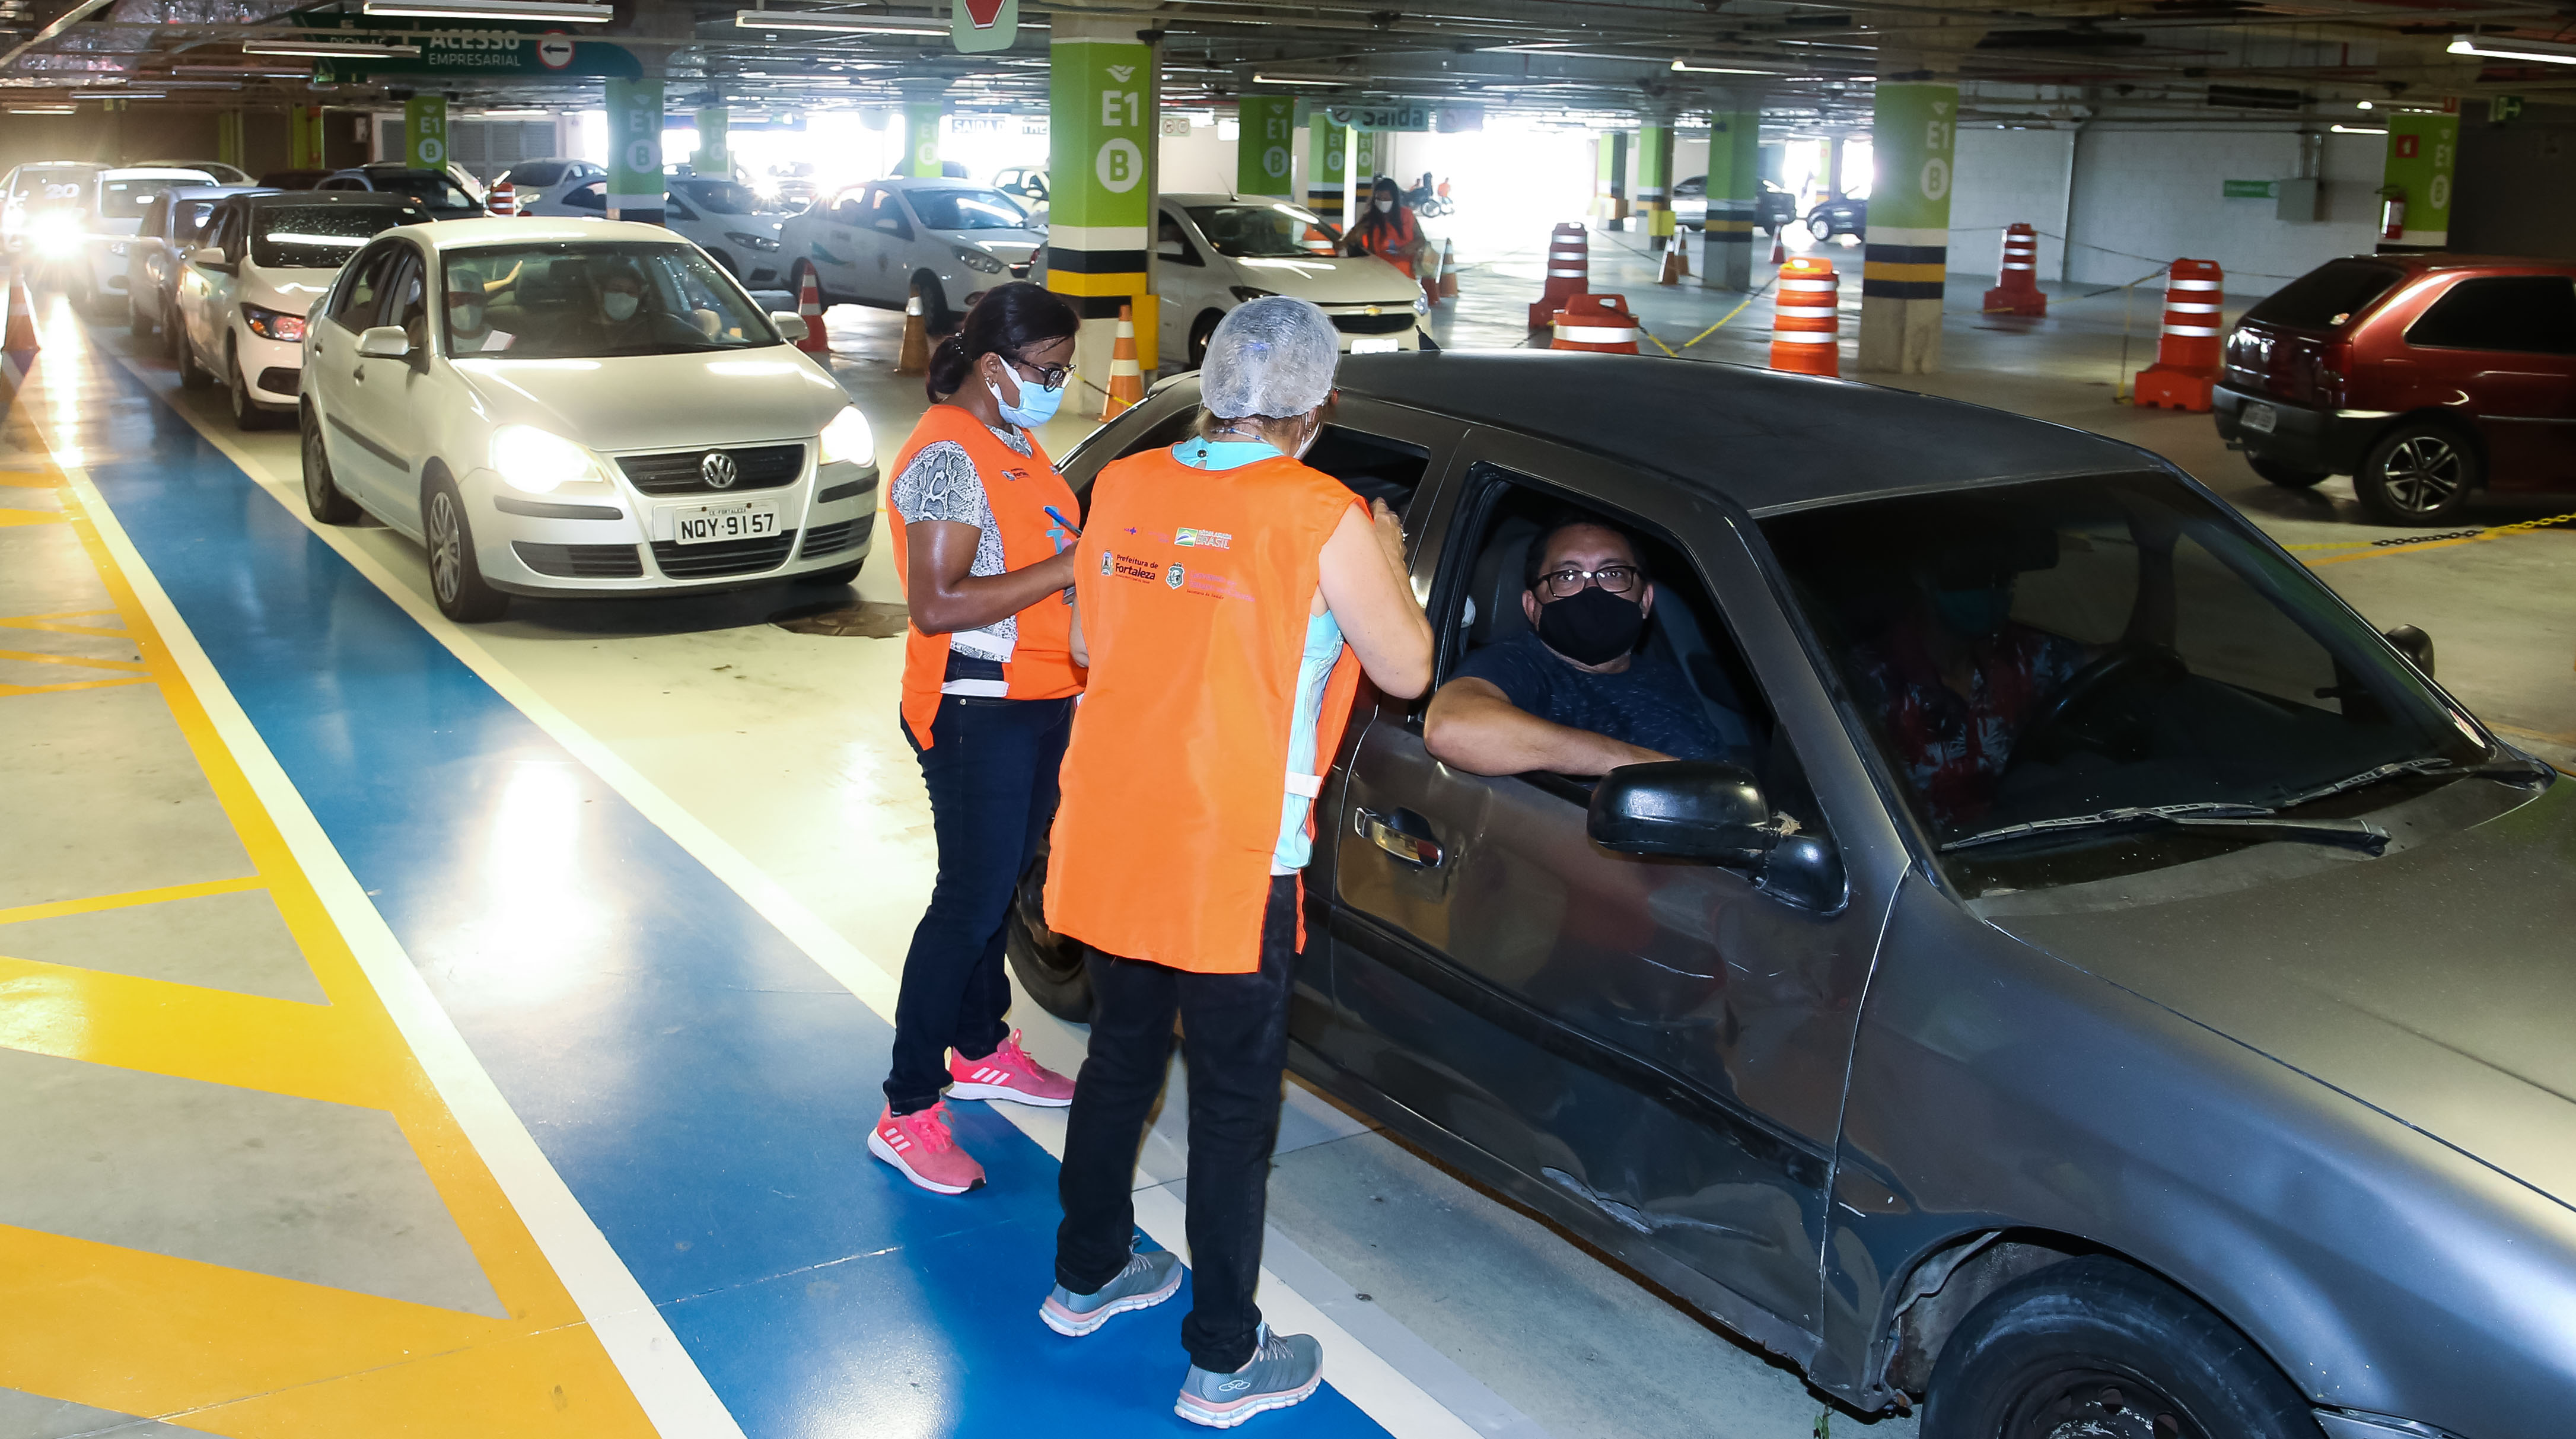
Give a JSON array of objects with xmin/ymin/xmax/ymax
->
[
  {"xmin": 297, "ymin": 219, "xmax": 879, "ymax": 622},
  {"xmin": 176, "ymin": 191, "xmax": 430, "ymax": 429},
  {"xmin": 76, "ymin": 166, "xmax": 227, "ymax": 314},
  {"xmin": 778, "ymin": 176, "xmax": 1041, "ymax": 330}
]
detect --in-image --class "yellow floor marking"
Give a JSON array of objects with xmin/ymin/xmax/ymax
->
[
  {"xmin": 0, "ymin": 1225, "xmax": 651, "ymax": 1439},
  {"xmin": 2, "ymin": 463, "xmax": 659, "ymax": 1435},
  {"xmin": 0, "ymin": 472, "xmax": 62, "ymax": 487},
  {"xmin": 0, "ymin": 616, "xmax": 131, "ymax": 638},
  {"xmin": 0, "ymin": 676, "xmax": 151, "ymax": 697},
  {"xmin": 0, "ymin": 874, "xmax": 266, "ymax": 928},
  {"xmin": 0, "ymin": 647, "xmax": 147, "ymax": 670},
  {"xmin": 0, "ymin": 507, "xmax": 66, "ymax": 526}
]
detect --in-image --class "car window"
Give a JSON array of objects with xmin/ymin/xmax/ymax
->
[
  {"xmin": 208, "ymin": 204, "xmax": 244, "ymax": 260},
  {"xmin": 252, "ymin": 203, "xmax": 426, "ymax": 270},
  {"xmin": 1761, "ymin": 472, "xmax": 2487, "ymax": 894},
  {"xmin": 374, "ymin": 171, "xmax": 475, "ymax": 211},
  {"xmin": 905, "ymin": 187, "xmax": 1026, "ymax": 230},
  {"xmin": 564, "ymin": 182, "xmax": 607, "ymax": 212},
  {"xmin": 2244, "ymin": 259, "xmax": 2404, "ymax": 331},
  {"xmin": 440, "ymin": 240, "xmax": 781, "ymax": 359},
  {"xmin": 98, "ymin": 177, "xmax": 196, "ymax": 221},
  {"xmin": 179, "ymin": 199, "xmax": 219, "ymax": 245},
  {"xmin": 827, "ymin": 190, "xmax": 865, "ymax": 225},
  {"xmin": 2404, "ymin": 275, "xmax": 2576, "ymax": 355},
  {"xmin": 503, "ymin": 160, "xmax": 568, "ymax": 189},
  {"xmin": 137, "ymin": 195, "xmax": 167, "ymax": 239},
  {"xmin": 381, "ymin": 246, "xmax": 429, "ymax": 348},
  {"xmin": 864, "ymin": 187, "xmax": 914, "ymax": 238},
  {"xmin": 330, "ymin": 240, "xmax": 400, "ymax": 332},
  {"xmin": 666, "ymin": 195, "xmax": 698, "ymax": 221},
  {"xmin": 1155, "ymin": 212, "xmax": 1203, "ymax": 266},
  {"xmin": 1186, "ymin": 202, "xmax": 1339, "ymax": 258}
]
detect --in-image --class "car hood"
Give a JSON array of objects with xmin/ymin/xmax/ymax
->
[
  {"xmin": 932, "ymin": 227, "xmax": 1042, "ymax": 262},
  {"xmin": 447, "ymin": 347, "xmax": 851, "ymax": 454},
  {"xmin": 1228, "ymin": 253, "xmax": 1422, "ymax": 307},
  {"xmin": 1980, "ymin": 776, "xmax": 2576, "ymax": 1204}
]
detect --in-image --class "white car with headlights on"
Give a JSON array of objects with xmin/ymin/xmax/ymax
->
[
  {"xmin": 177, "ymin": 190, "xmax": 429, "ymax": 430},
  {"xmin": 297, "ymin": 218, "xmax": 880, "ymax": 623}
]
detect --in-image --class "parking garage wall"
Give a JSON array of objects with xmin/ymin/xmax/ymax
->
[
  {"xmin": 1949, "ymin": 127, "xmax": 2075, "ymax": 284},
  {"xmin": 2450, "ymin": 100, "xmax": 2576, "ymax": 262},
  {"xmin": 0, "ymin": 106, "xmax": 291, "ymax": 177}
]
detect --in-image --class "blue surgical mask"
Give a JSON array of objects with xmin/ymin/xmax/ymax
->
[
  {"xmin": 987, "ymin": 371, "xmax": 1063, "ymax": 428},
  {"xmin": 1934, "ymin": 585, "xmax": 2015, "ymax": 638}
]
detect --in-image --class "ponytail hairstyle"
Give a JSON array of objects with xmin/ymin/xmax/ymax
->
[{"xmin": 924, "ymin": 279, "xmax": 1081, "ymax": 404}]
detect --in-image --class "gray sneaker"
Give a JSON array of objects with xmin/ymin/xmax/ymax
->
[
  {"xmin": 1175, "ymin": 1325, "xmax": 1324, "ymax": 1429},
  {"xmin": 1039, "ymin": 1247, "xmax": 1184, "ymax": 1337}
]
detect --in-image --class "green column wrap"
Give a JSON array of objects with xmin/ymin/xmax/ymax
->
[
  {"xmin": 1049, "ymin": 28, "xmax": 1159, "ymax": 365},
  {"xmin": 1237, "ymin": 96, "xmax": 1295, "ymax": 198},
  {"xmin": 1638, "ymin": 124, "xmax": 1675, "ymax": 241},
  {"xmin": 604, "ymin": 79, "xmax": 664, "ymax": 222},
  {"xmin": 2381, "ymin": 113, "xmax": 2459, "ymax": 250},
  {"xmin": 1702, "ymin": 110, "xmax": 1760, "ymax": 291},
  {"xmin": 1858, "ymin": 81, "xmax": 1956, "ymax": 373},
  {"xmin": 402, "ymin": 96, "xmax": 448, "ymax": 173},
  {"xmin": 1594, "ymin": 131, "xmax": 1628, "ymax": 225},
  {"xmin": 1306, "ymin": 114, "xmax": 1347, "ymax": 224}
]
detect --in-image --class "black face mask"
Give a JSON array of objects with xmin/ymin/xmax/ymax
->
[{"xmin": 1536, "ymin": 585, "xmax": 1645, "ymax": 666}]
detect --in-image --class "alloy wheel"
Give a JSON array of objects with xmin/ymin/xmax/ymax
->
[
  {"xmin": 2378, "ymin": 434, "xmax": 2462, "ymax": 515},
  {"xmin": 2006, "ymin": 1369, "xmax": 2191, "ymax": 1439},
  {"xmin": 304, "ymin": 424, "xmax": 328, "ymax": 508},
  {"xmin": 230, "ymin": 356, "xmax": 249, "ymax": 422},
  {"xmin": 428, "ymin": 491, "xmax": 463, "ymax": 606}
]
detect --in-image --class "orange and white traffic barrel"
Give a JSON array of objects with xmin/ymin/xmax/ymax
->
[
  {"xmin": 1527, "ymin": 222, "xmax": 1589, "ymax": 329},
  {"xmin": 1980, "ymin": 222, "xmax": 2046, "ymax": 317},
  {"xmin": 1100, "ymin": 303, "xmax": 1145, "ymax": 419},
  {"xmin": 486, "ymin": 181, "xmax": 517, "ymax": 217},
  {"xmin": 2134, "ymin": 259, "xmax": 2224, "ymax": 412},
  {"xmin": 1768, "ymin": 257, "xmax": 1840, "ymax": 377},
  {"xmin": 1549, "ymin": 292, "xmax": 1642, "ymax": 354}
]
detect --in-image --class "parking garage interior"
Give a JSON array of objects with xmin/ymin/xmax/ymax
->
[{"xmin": 2, "ymin": 0, "xmax": 2575, "ymax": 1433}]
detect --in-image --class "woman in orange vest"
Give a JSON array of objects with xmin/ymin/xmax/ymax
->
[
  {"xmin": 1034, "ymin": 298, "xmax": 1434, "ymax": 1425},
  {"xmin": 870, "ymin": 281, "xmax": 1086, "ymax": 1198},
  {"xmin": 1343, "ymin": 174, "xmax": 1426, "ymax": 278}
]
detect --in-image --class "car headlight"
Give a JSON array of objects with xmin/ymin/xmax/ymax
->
[
  {"xmin": 726, "ymin": 231, "xmax": 781, "ymax": 252},
  {"xmin": 489, "ymin": 425, "xmax": 600, "ymax": 494},
  {"xmin": 954, "ymin": 245, "xmax": 1005, "ymax": 275},
  {"xmin": 1229, "ymin": 285, "xmax": 1276, "ymax": 303},
  {"xmin": 241, "ymin": 303, "xmax": 305, "ymax": 342},
  {"xmin": 1413, "ymin": 293, "xmax": 1430, "ymax": 316},
  {"xmin": 819, "ymin": 405, "xmax": 874, "ymax": 467},
  {"xmin": 28, "ymin": 212, "xmax": 80, "ymax": 258}
]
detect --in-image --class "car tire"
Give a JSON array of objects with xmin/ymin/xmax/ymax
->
[
  {"xmin": 794, "ymin": 561, "xmax": 862, "ymax": 587},
  {"xmin": 1004, "ymin": 849, "xmax": 1094, "ymax": 1023},
  {"xmin": 422, "ymin": 473, "xmax": 510, "ymax": 623},
  {"xmin": 176, "ymin": 326, "xmax": 214, "ymax": 390},
  {"xmin": 1187, "ymin": 310, "xmax": 1224, "ymax": 369},
  {"xmin": 227, "ymin": 342, "xmax": 277, "ymax": 431},
  {"xmin": 912, "ymin": 273, "xmax": 952, "ymax": 334},
  {"xmin": 2355, "ymin": 421, "xmax": 2479, "ymax": 525},
  {"xmin": 2248, "ymin": 456, "xmax": 2329, "ymax": 489},
  {"xmin": 1808, "ymin": 214, "xmax": 1835, "ymax": 241},
  {"xmin": 301, "ymin": 405, "xmax": 361, "ymax": 525},
  {"xmin": 1923, "ymin": 1257, "xmax": 2317, "ymax": 1439},
  {"xmin": 128, "ymin": 300, "xmax": 151, "ymax": 339}
]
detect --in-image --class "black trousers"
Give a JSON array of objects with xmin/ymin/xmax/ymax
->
[
  {"xmin": 885, "ymin": 693, "xmax": 1075, "ymax": 1115},
  {"xmin": 1056, "ymin": 874, "xmax": 1298, "ymax": 1374}
]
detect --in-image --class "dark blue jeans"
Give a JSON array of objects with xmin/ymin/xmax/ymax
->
[{"xmin": 886, "ymin": 693, "xmax": 1075, "ymax": 1116}]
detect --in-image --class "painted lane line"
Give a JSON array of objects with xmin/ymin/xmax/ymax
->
[
  {"xmin": 57, "ymin": 461, "xmax": 749, "ymax": 1439},
  {"xmin": 109, "ymin": 351, "xmax": 1518, "ymax": 1439}
]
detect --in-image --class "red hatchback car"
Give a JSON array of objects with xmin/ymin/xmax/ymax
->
[{"xmin": 2213, "ymin": 254, "xmax": 2576, "ymax": 524}]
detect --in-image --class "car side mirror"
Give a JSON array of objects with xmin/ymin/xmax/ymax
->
[
  {"xmin": 1156, "ymin": 238, "xmax": 1185, "ymax": 258},
  {"xmin": 2383, "ymin": 623, "xmax": 2434, "ymax": 678},
  {"xmin": 770, "ymin": 311, "xmax": 808, "ymax": 343},
  {"xmin": 356, "ymin": 325, "xmax": 410, "ymax": 359},
  {"xmin": 189, "ymin": 246, "xmax": 224, "ymax": 265},
  {"xmin": 1587, "ymin": 760, "xmax": 1846, "ymax": 912}
]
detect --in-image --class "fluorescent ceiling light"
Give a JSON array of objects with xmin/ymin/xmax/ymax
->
[
  {"xmin": 364, "ymin": 0, "xmax": 612, "ymax": 20},
  {"xmin": 1671, "ymin": 58, "xmax": 1778, "ymax": 75},
  {"xmin": 732, "ymin": 10, "xmax": 944, "ymax": 33},
  {"xmin": 2448, "ymin": 33, "xmax": 2576, "ymax": 65},
  {"xmin": 1250, "ymin": 73, "xmax": 1346, "ymax": 86},
  {"xmin": 74, "ymin": 88, "xmax": 160, "ymax": 98},
  {"xmin": 2331, "ymin": 123, "xmax": 2387, "ymax": 133},
  {"xmin": 242, "ymin": 38, "xmax": 423, "ymax": 57},
  {"xmin": 7, "ymin": 103, "xmax": 75, "ymax": 113}
]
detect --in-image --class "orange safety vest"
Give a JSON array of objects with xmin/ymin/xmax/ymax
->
[
  {"xmin": 1354, "ymin": 207, "xmax": 1421, "ymax": 277},
  {"xmin": 1043, "ymin": 446, "xmax": 1364, "ymax": 975},
  {"xmin": 886, "ymin": 405, "xmax": 1085, "ymax": 748}
]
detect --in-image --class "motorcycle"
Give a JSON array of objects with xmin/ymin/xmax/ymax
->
[{"xmin": 1404, "ymin": 173, "xmax": 1454, "ymax": 219}]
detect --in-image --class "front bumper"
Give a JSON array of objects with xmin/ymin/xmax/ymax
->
[
  {"xmin": 2212, "ymin": 385, "xmax": 2393, "ymax": 477},
  {"xmin": 463, "ymin": 454, "xmax": 880, "ymax": 597},
  {"xmin": 238, "ymin": 329, "xmax": 303, "ymax": 409}
]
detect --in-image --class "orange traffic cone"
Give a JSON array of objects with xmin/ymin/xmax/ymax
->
[
  {"xmin": 797, "ymin": 268, "xmax": 830, "ymax": 356},
  {"xmin": 893, "ymin": 291, "xmax": 928, "ymax": 375},
  {"xmin": 486, "ymin": 180, "xmax": 517, "ymax": 217},
  {"xmin": 1437, "ymin": 239, "xmax": 1459, "ymax": 299},
  {"xmin": 1, "ymin": 267, "xmax": 40, "ymax": 394},
  {"xmin": 1769, "ymin": 230, "xmax": 1787, "ymax": 266},
  {"xmin": 1100, "ymin": 303, "xmax": 1144, "ymax": 421}
]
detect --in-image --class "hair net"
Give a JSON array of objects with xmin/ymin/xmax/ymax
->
[{"xmin": 1201, "ymin": 296, "xmax": 1340, "ymax": 419}]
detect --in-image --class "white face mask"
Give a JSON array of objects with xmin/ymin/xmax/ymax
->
[
  {"xmin": 449, "ymin": 304, "xmax": 483, "ymax": 333},
  {"xmin": 603, "ymin": 291, "xmax": 640, "ymax": 321},
  {"xmin": 1374, "ymin": 197, "xmax": 1394, "ymax": 214}
]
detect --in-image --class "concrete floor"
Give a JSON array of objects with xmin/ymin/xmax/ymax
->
[{"xmin": 6, "ymin": 226, "xmax": 2569, "ymax": 1439}]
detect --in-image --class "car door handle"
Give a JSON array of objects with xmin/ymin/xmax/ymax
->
[{"xmin": 1356, "ymin": 807, "xmax": 1443, "ymax": 868}]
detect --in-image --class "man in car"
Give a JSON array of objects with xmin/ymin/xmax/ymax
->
[{"xmin": 1425, "ymin": 512, "xmax": 1752, "ymax": 776}]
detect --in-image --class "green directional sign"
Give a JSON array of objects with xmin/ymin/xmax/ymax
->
[
  {"xmin": 311, "ymin": 18, "xmax": 639, "ymax": 79},
  {"xmin": 605, "ymin": 78, "xmax": 664, "ymax": 218},
  {"xmin": 1237, "ymin": 95, "xmax": 1294, "ymax": 197},
  {"xmin": 2222, "ymin": 179, "xmax": 2276, "ymax": 199},
  {"xmin": 402, "ymin": 95, "xmax": 448, "ymax": 171},
  {"xmin": 1326, "ymin": 101, "xmax": 1429, "ymax": 132}
]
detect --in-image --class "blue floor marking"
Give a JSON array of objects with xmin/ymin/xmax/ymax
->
[{"xmin": 72, "ymin": 349, "xmax": 1392, "ymax": 1438}]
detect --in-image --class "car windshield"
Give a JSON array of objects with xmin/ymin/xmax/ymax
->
[
  {"xmin": 15, "ymin": 167, "xmax": 97, "ymax": 205},
  {"xmin": 99, "ymin": 177, "xmax": 204, "ymax": 221},
  {"xmin": 673, "ymin": 179, "xmax": 762, "ymax": 215},
  {"xmin": 1186, "ymin": 203, "xmax": 1339, "ymax": 257},
  {"xmin": 441, "ymin": 241, "xmax": 779, "ymax": 359},
  {"xmin": 904, "ymin": 187, "xmax": 1027, "ymax": 230},
  {"xmin": 1762, "ymin": 472, "xmax": 2491, "ymax": 894},
  {"xmin": 2244, "ymin": 259, "xmax": 2403, "ymax": 330},
  {"xmin": 253, "ymin": 204, "xmax": 424, "ymax": 270},
  {"xmin": 370, "ymin": 171, "xmax": 475, "ymax": 210}
]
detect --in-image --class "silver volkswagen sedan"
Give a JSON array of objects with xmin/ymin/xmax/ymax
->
[{"xmin": 1009, "ymin": 353, "xmax": 2574, "ymax": 1439}]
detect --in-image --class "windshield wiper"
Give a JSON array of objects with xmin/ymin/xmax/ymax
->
[
  {"xmin": 2274, "ymin": 754, "xmax": 2553, "ymax": 812},
  {"xmin": 1941, "ymin": 802, "xmax": 2389, "ymax": 855}
]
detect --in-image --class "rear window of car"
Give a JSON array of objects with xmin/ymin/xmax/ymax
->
[
  {"xmin": 369, "ymin": 171, "xmax": 475, "ymax": 210},
  {"xmin": 2241, "ymin": 259, "xmax": 2402, "ymax": 330},
  {"xmin": 253, "ymin": 203, "xmax": 428, "ymax": 270},
  {"xmin": 2403, "ymin": 275, "xmax": 2576, "ymax": 355},
  {"xmin": 99, "ymin": 177, "xmax": 200, "ymax": 221},
  {"xmin": 501, "ymin": 160, "xmax": 568, "ymax": 189}
]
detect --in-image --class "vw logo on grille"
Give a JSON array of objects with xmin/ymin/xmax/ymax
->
[{"xmin": 700, "ymin": 450, "xmax": 739, "ymax": 489}]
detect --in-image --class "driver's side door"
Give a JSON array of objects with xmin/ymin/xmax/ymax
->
[{"xmin": 1320, "ymin": 434, "xmax": 1909, "ymax": 1341}]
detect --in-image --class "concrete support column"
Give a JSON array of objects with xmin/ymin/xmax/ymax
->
[
  {"xmin": 1047, "ymin": 17, "xmax": 1160, "ymax": 390},
  {"xmin": 900, "ymin": 90, "xmax": 945, "ymax": 178},
  {"xmin": 2377, "ymin": 112, "xmax": 2459, "ymax": 252},
  {"xmin": 1701, "ymin": 107, "xmax": 1760, "ymax": 291},
  {"xmin": 1636, "ymin": 120, "xmax": 1676, "ymax": 251},
  {"xmin": 1856, "ymin": 75, "xmax": 1957, "ymax": 374},
  {"xmin": 693, "ymin": 107, "xmax": 730, "ymax": 176},
  {"xmin": 1237, "ymin": 94, "xmax": 1295, "ymax": 198},
  {"xmin": 1305, "ymin": 110, "xmax": 1348, "ymax": 228},
  {"xmin": 1594, "ymin": 130, "xmax": 1629, "ymax": 228},
  {"xmin": 289, "ymin": 107, "xmax": 324, "ymax": 170}
]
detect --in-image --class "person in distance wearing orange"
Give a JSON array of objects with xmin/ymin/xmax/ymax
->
[
  {"xmin": 1343, "ymin": 174, "xmax": 1430, "ymax": 279},
  {"xmin": 870, "ymin": 282, "xmax": 1087, "ymax": 1197},
  {"xmin": 1035, "ymin": 298, "xmax": 1434, "ymax": 1426}
]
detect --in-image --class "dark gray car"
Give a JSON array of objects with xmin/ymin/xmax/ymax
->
[{"xmin": 1010, "ymin": 352, "xmax": 2570, "ymax": 1439}]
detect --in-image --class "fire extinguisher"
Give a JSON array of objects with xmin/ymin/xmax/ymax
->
[{"xmin": 2378, "ymin": 188, "xmax": 2406, "ymax": 242}]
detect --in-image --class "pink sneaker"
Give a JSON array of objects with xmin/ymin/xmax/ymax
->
[
  {"xmin": 947, "ymin": 1030, "xmax": 1077, "ymax": 1107},
  {"xmin": 868, "ymin": 1102, "xmax": 986, "ymax": 1195}
]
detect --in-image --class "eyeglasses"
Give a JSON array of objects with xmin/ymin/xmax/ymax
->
[
  {"xmin": 1536, "ymin": 564, "xmax": 1641, "ymax": 599},
  {"xmin": 1008, "ymin": 352, "xmax": 1070, "ymax": 391}
]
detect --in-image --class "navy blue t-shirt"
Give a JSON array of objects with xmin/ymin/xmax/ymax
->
[{"xmin": 1453, "ymin": 632, "xmax": 1752, "ymax": 763}]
